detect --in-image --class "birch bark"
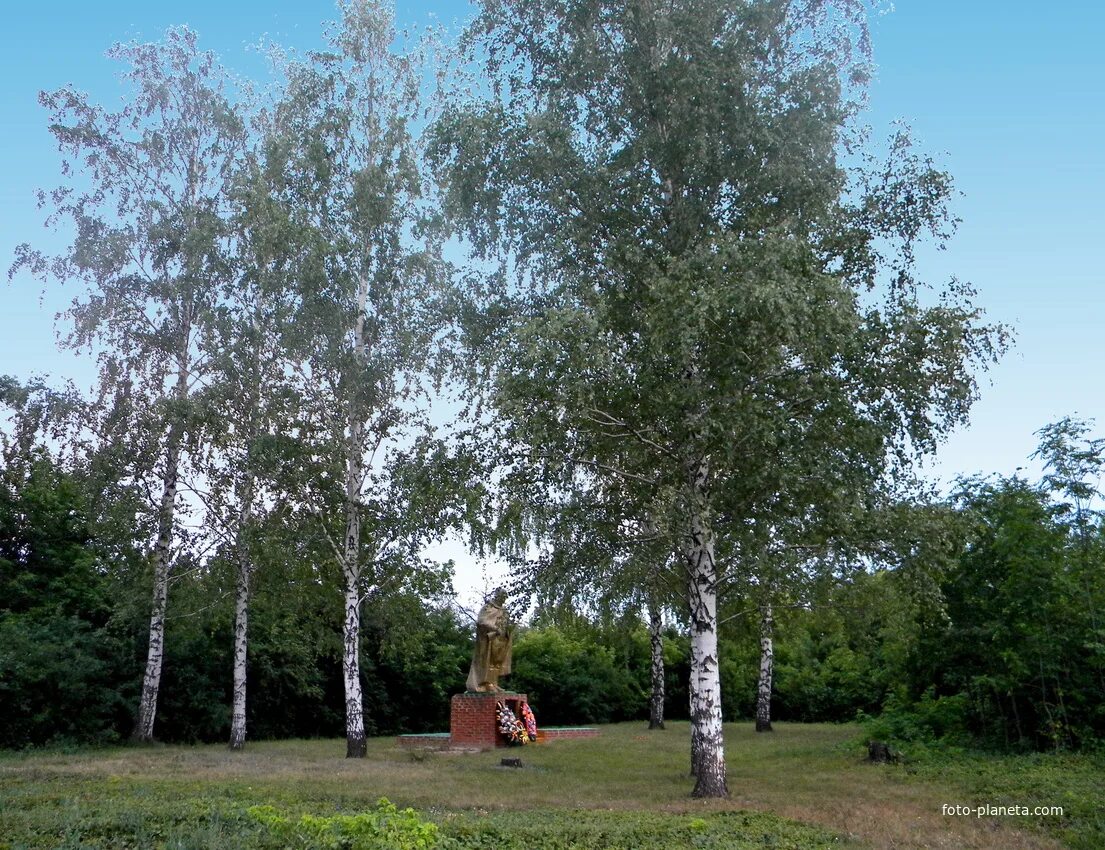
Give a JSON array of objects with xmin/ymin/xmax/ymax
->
[
  {"xmin": 685, "ymin": 454, "xmax": 728, "ymax": 797},
  {"xmin": 648, "ymin": 598, "xmax": 666, "ymax": 730},
  {"xmin": 132, "ymin": 348, "xmax": 189, "ymax": 743},
  {"xmin": 229, "ymin": 305, "xmax": 263, "ymax": 751},
  {"xmin": 342, "ymin": 490, "xmax": 367, "ymax": 757},
  {"xmin": 342, "ymin": 558, "xmax": 366, "ymax": 757},
  {"xmin": 755, "ymin": 601, "xmax": 774, "ymax": 733},
  {"xmin": 341, "ymin": 271, "xmax": 371, "ymax": 759},
  {"xmin": 228, "ymin": 474, "xmax": 255, "ymax": 750}
]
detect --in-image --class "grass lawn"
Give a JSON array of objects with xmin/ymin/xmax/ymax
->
[{"xmin": 0, "ymin": 722, "xmax": 1098, "ymax": 849}]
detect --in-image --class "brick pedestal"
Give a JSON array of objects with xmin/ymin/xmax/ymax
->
[{"xmin": 450, "ymin": 691, "xmax": 528, "ymax": 749}]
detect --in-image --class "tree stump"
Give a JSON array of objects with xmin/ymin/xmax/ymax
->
[{"xmin": 867, "ymin": 741, "xmax": 898, "ymax": 764}]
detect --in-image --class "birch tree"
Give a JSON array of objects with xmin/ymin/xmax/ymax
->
[
  {"xmin": 11, "ymin": 30, "xmax": 247, "ymax": 742},
  {"xmin": 432, "ymin": 0, "xmax": 1006, "ymax": 796},
  {"xmin": 264, "ymin": 0, "xmax": 457, "ymax": 758},
  {"xmin": 190, "ymin": 167, "xmax": 292, "ymax": 750}
]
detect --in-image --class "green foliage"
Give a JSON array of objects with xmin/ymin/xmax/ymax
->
[
  {"xmin": 772, "ymin": 420, "xmax": 1105, "ymax": 752},
  {"xmin": 713, "ymin": 570, "xmax": 907, "ymax": 724},
  {"xmin": 893, "ymin": 739, "xmax": 1105, "ymax": 850},
  {"xmin": 432, "ymin": 0, "xmax": 1007, "ymax": 610},
  {"xmin": 863, "ymin": 688, "xmax": 970, "ymax": 744},
  {"xmin": 248, "ymin": 799, "xmax": 441, "ymax": 850},
  {"xmin": 440, "ymin": 809, "xmax": 842, "ymax": 850},
  {"xmin": 705, "ymin": 420, "xmax": 1105, "ymax": 754},
  {"xmin": 510, "ymin": 625, "xmax": 645, "ymax": 725},
  {"xmin": 909, "ymin": 471, "xmax": 1105, "ymax": 749},
  {"xmin": 358, "ymin": 598, "xmax": 471, "ymax": 736},
  {"xmin": 0, "ymin": 456, "xmax": 138, "ymax": 747},
  {"xmin": 0, "ymin": 614, "xmax": 132, "ymax": 748},
  {"xmin": 0, "ymin": 450, "xmax": 477, "ymax": 746}
]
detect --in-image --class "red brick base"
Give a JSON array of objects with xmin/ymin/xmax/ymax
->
[
  {"xmin": 449, "ymin": 692, "xmax": 528, "ymax": 750},
  {"xmin": 394, "ymin": 695, "xmax": 601, "ymax": 751}
]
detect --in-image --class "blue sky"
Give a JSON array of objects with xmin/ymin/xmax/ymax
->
[{"xmin": 2, "ymin": 2, "xmax": 1103, "ymax": 511}]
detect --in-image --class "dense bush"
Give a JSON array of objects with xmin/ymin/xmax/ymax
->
[
  {"xmin": 0, "ymin": 613, "xmax": 134, "ymax": 747},
  {"xmin": 509, "ymin": 625, "xmax": 645, "ymax": 725},
  {"xmin": 908, "ymin": 476, "xmax": 1105, "ymax": 749},
  {"xmin": 0, "ymin": 457, "xmax": 140, "ymax": 747},
  {"xmin": 0, "ymin": 456, "xmax": 476, "ymax": 745}
]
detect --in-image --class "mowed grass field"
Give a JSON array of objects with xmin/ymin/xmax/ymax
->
[{"xmin": 0, "ymin": 722, "xmax": 1100, "ymax": 849}]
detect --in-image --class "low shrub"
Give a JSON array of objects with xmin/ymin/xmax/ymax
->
[{"xmin": 248, "ymin": 799, "xmax": 442, "ymax": 850}]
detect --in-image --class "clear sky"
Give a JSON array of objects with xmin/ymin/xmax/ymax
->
[{"xmin": 2, "ymin": 2, "xmax": 1103, "ymax": 600}]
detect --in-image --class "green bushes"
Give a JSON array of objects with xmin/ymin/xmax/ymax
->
[
  {"xmin": 0, "ymin": 455, "xmax": 477, "ymax": 747},
  {"xmin": 861, "ymin": 688, "xmax": 971, "ymax": 744},
  {"xmin": 248, "ymin": 799, "xmax": 442, "ymax": 850},
  {"xmin": 0, "ymin": 458, "xmax": 139, "ymax": 747},
  {"xmin": 0, "ymin": 614, "xmax": 133, "ymax": 747},
  {"xmin": 906, "ymin": 476, "xmax": 1105, "ymax": 750},
  {"xmin": 509, "ymin": 625, "xmax": 646, "ymax": 725}
]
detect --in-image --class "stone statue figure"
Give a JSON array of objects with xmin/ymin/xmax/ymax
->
[{"xmin": 466, "ymin": 588, "xmax": 512, "ymax": 692}]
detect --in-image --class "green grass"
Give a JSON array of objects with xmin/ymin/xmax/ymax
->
[
  {"xmin": 894, "ymin": 741, "xmax": 1105, "ymax": 850},
  {"xmin": 0, "ymin": 722, "xmax": 1095, "ymax": 849},
  {"xmin": 0, "ymin": 775, "xmax": 842, "ymax": 850}
]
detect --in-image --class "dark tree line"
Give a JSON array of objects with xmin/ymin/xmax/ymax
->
[
  {"xmin": 0, "ymin": 448, "xmax": 676, "ymax": 744},
  {"xmin": 4, "ymin": 418, "xmax": 1103, "ymax": 750}
]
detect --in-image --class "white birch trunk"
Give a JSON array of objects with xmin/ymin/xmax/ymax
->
[
  {"xmin": 648, "ymin": 599, "xmax": 665, "ymax": 730},
  {"xmin": 685, "ymin": 455, "xmax": 728, "ymax": 797},
  {"xmin": 756, "ymin": 601, "xmax": 774, "ymax": 733},
  {"xmin": 229, "ymin": 303, "xmax": 263, "ymax": 751},
  {"xmin": 132, "ymin": 354, "xmax": 188, "ymax": 743},
  {"xmin": 342, "ymin": 553, "xmax": 366, "ymax": 758},
  {"xmin": 228, "ymin": 554, "xmax": 251, "ymax": 749},
  {"xmin": 342, "ymin": 272, "xmax": 370, "ymax": 759},
  {"xmin": 228, "ymin": 476, "xmax": 255, "ymax": 751}
]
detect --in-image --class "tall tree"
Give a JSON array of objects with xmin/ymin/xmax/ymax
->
[
  {"xmin": 191, "ymin": 185, "xmax": 289, "ymax": 750},
  {"xmin": 11, "ymin": 30, "xmax": 248, "ymax": 742},
  {"xmin": 432, "ymin": 0, "xmax": 1005, "ymax": 796},
  {"xmin": 264, "ymin": 0, "xmax": 458, "ymax": 758}
]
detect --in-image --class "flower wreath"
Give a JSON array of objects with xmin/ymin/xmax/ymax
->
[
  {"xmin": 521, "ymin": 702, "xmax": 538, "ymax": 740},
  {"xmin": 496, "ymin": 701, "xmax": 531, "ymax": 745}
]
